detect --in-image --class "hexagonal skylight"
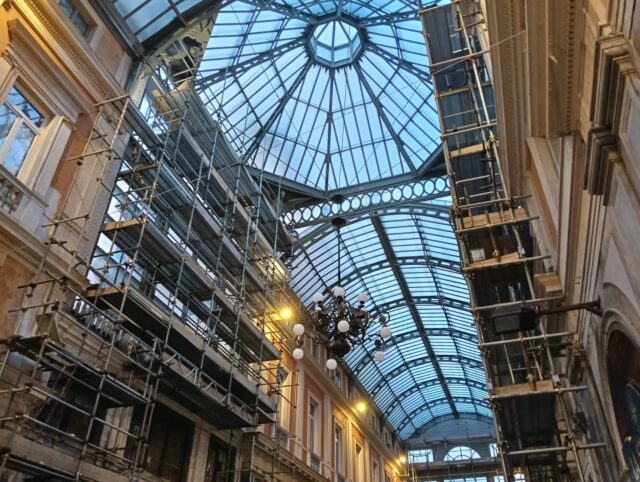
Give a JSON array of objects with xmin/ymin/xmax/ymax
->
[{"xmin": 309, "ymin": 20, "xmax": 362, "ymax": 67}]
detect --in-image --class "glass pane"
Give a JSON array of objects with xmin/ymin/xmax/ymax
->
[
  {"xmin": 4, "ymin": 122, "xmax": 36, "ymax": 175},
  {"xmin": 0, "ymin": 103, "xmax": 18, "ymax": 153},
  {"xmin": 59, "ymin": 0, "xmax": 90, "ymax": 36},
  {"xmin": 58, "ymin": 0, "xmax": 75, "ymax": 17},
  {"xmin": 7, "ymin": 87, "xmax": 44, "ymax": 127},
  {"xmin": 72, "ymin": 14, "xmax": 90, "ymax": 36}
]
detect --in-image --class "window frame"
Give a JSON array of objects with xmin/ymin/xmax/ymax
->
[
  {"xmin": 308, "ymin": 397, "xmax": 320, "ymax": 455},
  {"xmin": 0, "ymin": 84, "xmax": 49, "ymax": 180},
  {"xmin": 371, "ymin": 458, "xmax": 380, "ymax": 482},
  {"xmin": 443, "ymin": 445, "xmax": 482, "ymax": 461},
  {"xmin": 334, "ymin": 420, "xmax": 345, "ymax": 478},
  {"xmin": 57, "ymin": 0, "xmax": 95, "ymax": 38}
]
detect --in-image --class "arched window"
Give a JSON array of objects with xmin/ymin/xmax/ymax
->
[
  {"xmin": 443, "ymin": 445, "xmax": 481, "ymax": 461},
  {"xmin": 607, "ymin": 329, "xmax": 640, "ymax": 473}
]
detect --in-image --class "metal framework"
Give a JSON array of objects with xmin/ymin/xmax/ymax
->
[
  {"xmin": 288, "ymin": 196, "xmax": 490, "ymax": 439},
  {"xmin": 0, "ymin": 40, "xmax": 292, "ymax": 480},
  {"xmin": 97, "ymin": 0, "xmax": 495, "ymax": 447},
  {"xmin": 421, "ymin": 1, "xmax": 605, "ymax": 480},
  {"xmin": 195, "ymin": 0, "xmax": 446, "ymax": 192}
]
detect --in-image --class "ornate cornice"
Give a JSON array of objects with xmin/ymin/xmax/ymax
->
[
  {"xmin": 12, "ymin": 0, "xmax": 124, "ymax": 102},
  {"xmin": 586, "ymin": 34, "xmax": 636, "ymax": 198}
]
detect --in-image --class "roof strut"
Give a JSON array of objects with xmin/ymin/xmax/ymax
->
[
  {"xmin": 371, "ymin": 215, "xmax": 459, "ymax": 416},
  {"xmin": 240, "ymin": 61, "xmax": 313, "ymax": 164}
]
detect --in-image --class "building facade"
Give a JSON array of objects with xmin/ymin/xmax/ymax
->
[
  {"xmin": 3, "ymin": 0, "xmax": 640, "ymax": 481},
  {"xmin": 482, "ymin": 0, "xmax": 640, "ymax": 479},
  {"xmin": 0, "ymin": 1, "xmax": 406, "ymax": 481}
]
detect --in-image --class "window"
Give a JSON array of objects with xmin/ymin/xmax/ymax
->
[
  {"xmin": 143, "ymin": 404, "xmax": 194, "ymax": 482},
  {"xmin": 355, "ymin": 444, "xmax": 365, "ymax": 482},
  {"xmin": 333, "ymin": 368, "xmax": 342, "ymax": 389},
  {"xmin": 308, "ymin": 400, "xmax": 319, "ymax": 454},
  {"xmin": 205, "ymin": 435, "xmax": 236, "ymax": 482},
  {"xmin": 58, "ymin": 0, "xmax": 91, "ymax": 36},
  {"xmin": 335, "ymin": 423, "xmax": 344, "ymax": 477},
  {"xmin": 444, "ymin": 446, "xmax": 481, "ymax": 461},
  {"xmin": 489, "ymin": 443, "xmax": 499, "ymax": 457},
  {"xmin": 446, "ymin": 9, "xmax": 463, "ymax": 53},
  {"xmin": 278, "ymin": 371, "xmax": 293, "ymax": 431},
  {"xmin": 408, "ymin": 449, "xmax": 434, "ymax": 464},
  {"xmin": 0, "ymin": 87, "xmax": 45, "ymax": 176},
  {"xmin": 372, "ymin": 459, "xmax": 380, "ymax": 482}
]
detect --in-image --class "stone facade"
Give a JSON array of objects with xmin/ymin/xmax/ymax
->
[{"xmin": 483, "ymin": 0, "xmax": 640, "ymax": 480}]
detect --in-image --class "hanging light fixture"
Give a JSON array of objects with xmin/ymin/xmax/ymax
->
[{"xmin": 292, "ymin": 216, "xmax": 391, "ymax": 369}]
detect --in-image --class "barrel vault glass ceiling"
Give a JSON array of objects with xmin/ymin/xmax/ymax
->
[{"xmin": 109, "ymin": 0, "xmax": 491, "ymax": 439}]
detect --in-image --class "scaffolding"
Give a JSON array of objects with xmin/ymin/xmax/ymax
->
[
  {"xmin": 421, "ymin": 1, "xmax": 604, "ymax": 480},
  {"xmin": 0, "ymin": 34, "xmax": 292, "ymax": 480}
]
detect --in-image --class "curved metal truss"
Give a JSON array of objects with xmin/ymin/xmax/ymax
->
[
  {"xmin": 196, "ymin": 0, "xmax": 446, "ymax": 192},
  {"xmin": 292, "ymin": 200, "xmax": 490, "ymax": 439},
  {"xmin": 283, "ymin": 175, "xmax": 449, "ymax": 227}
]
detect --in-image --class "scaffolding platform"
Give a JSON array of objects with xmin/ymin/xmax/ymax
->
[{"xmin": 85, "ymin": 285, "xmax": 279, "ymax": 363}]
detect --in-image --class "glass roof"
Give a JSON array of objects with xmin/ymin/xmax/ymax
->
[
  {"xmin": 111, "ymin": 0, "xmax": 209, "ymax": 42},
  {"xmin": 310, "ymin": 20, "xmax": 362, "ymax": 67},
  {"xmin": 196, "ymin": 0, "xmax": 443, "ymax": 191},
  {"xmin": 292, "ymin": 195, "xmax": 491, "ymax": 438},
  {"xmin": 108, "ymin": 0, "xmax": 491, "ymax": 439}
]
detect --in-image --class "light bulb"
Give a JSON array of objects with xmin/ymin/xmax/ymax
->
[
  {"xmin": 293, "ymin": 348, "xmax": 304, "ymax": 360},
  {"xmin": 380, "ymin": 326, "xmax": 392, "ymax": 338},
  {"xmin": 337, "ymin": 319, "xmax": 350, "ymax": 333},
  {"xmin": 357, "ymin": 293, "xmax": 368, "ymax": 303},
  {"xmin": 333, "ymin": 286, "xmax": 345, "ymax": 297},
  {"xmin": 292, "ymin": 323, "xmax": 305, "ymax": 337},
  {"xmin": 312, "ymin": 293, "xmax": 323, "ymax": 303},
  {"xmin": 374, "ymin": 350, "xmax": 385, "ymax": 362},
  {"xmin": 326, "ymin": 358, "xmax": 337, "ymax": 370}
]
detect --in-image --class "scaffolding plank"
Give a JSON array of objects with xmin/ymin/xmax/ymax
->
[{"xmin": 450, "ymin": 142, "xmax": 487, "ymax": 158}]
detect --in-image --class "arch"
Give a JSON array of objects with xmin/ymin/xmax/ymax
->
[
  {"xmin": 443, "ymin": 445, "xmax": 481, "ymax": 461},
  {"xmin": 396, "ymin": 399, "xmax": 490, "ymax": 434},
  {"xmin": 364, "ymin": 355, "xmax": 485, "ymax": 396},
  {"xmin": 382, "ymin": 378, "xmax": 488, "ymax": 416},
  {"xmin": 296, "ymin": 203, "xmax": 452, "ymax": 247},
  {"xmin": 350, "ymin": 327, "xmax": 478, "ymax": 374},
  {"xmin": 409, "ymin": 413, "xmax": 493, "ymax": 439},
  {"xmin": 368, "ymin": 296, "xmax": 470, "ymax": 318}
]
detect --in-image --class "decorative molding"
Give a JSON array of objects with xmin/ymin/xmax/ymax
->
[
  {"xmin": 11, "ymin": 0, "xmax": 124, "ymax": 103},
  {"xmin": 585, "ymin": 35, "xmax": 637, "ymax": 197},
  {"xmin": 585, "ymin": 127, "xmax": 617, "ymax": 196},
  {"xmin": 559, "ymin": 0, "xmax": 582, "ymax": 133},
  {"xmin": 0, "ymin": 212, "xmax": 88, "ymax": 289},
  {"xmin": 590, "ymin": 34, "xmax": 635, "ymax": 129}
]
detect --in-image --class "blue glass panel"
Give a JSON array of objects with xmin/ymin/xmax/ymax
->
[{"xmin": 197, "ymin": 0, "xmax": 447, "ymax": 191}]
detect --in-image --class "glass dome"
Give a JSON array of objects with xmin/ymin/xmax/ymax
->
[{"xmin": 309, "ymin": 19, "xmax": 362, "ymax": 67}]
